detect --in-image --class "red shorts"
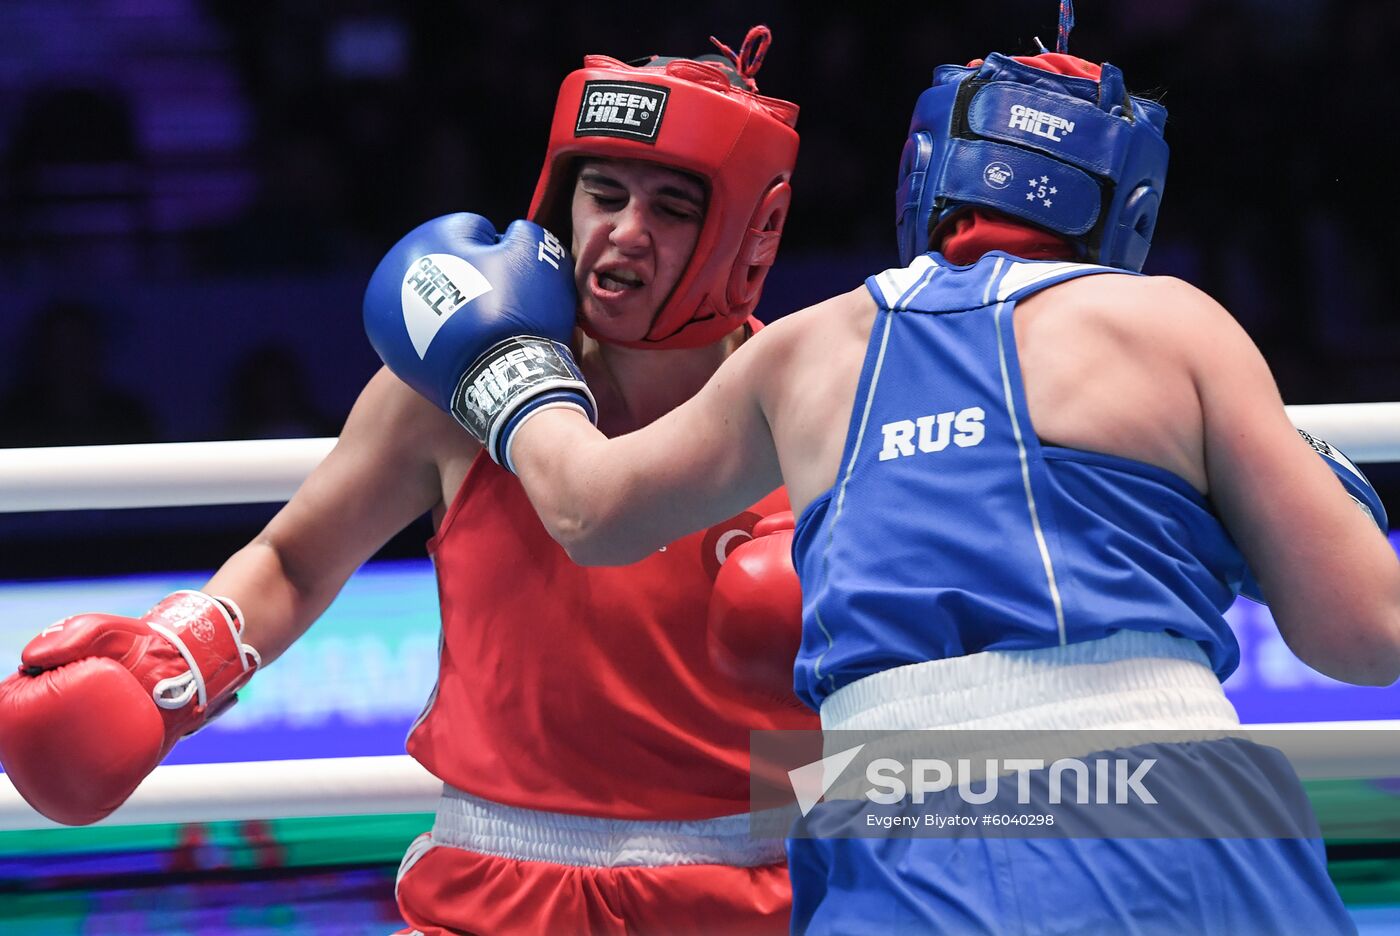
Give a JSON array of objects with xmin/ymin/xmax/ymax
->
[{"xmin": 392, "ymin": 787, "xmax": 792, "ymax": 935}]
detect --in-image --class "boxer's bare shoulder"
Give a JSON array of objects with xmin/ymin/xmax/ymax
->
[
  {"xmin": 328, "ymin": 366, "xmax": 463, "ymax": 505},
  {"xmin": 751, "ymin": 287, "xmax": 879, "ymax": 514},
  {"xmin": 252, "ymin": 368, "xmax": 455, "ymax": 579},
  {"xmin": 1013, "ymin": 273, "xmax": 1236, "ymax": 491},
  {"xmin": 1020, "ymin": 272, "xmax": 1241, "ymax": 370}
]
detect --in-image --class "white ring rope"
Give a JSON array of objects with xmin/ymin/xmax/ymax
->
[
  {"xmin": 0, "ymin": 403, "xmax": 1396, "ymax": 513},
  {"xmin": 0, "ymin": 724, "xmax": 1396, "ymax": 831},
  {"xmin": 0, "ymin": 755, "xmax": 442, "ymax": 831},
  {"xmin": 0, "ymin": 437, "xmax": 336, "ymax": 512},
  {"xmin": 0, "ymin": 402, "xmax": 1396, "ymax": 832}
]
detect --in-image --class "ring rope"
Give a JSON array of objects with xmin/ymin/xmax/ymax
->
[
  {"xmin": 0, "ymin": 723, "xmax": 1395, "ymax": 831},
  {"xmin": 0, "ymin": 403, "xmax": 1396, "ymax": 513}
]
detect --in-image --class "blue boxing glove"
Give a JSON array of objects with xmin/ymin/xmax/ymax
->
[
  {"xmin": 363, "ymin": 213, "xmax": 596, "ymax": 470},
  {"xmin": 1239, "ymin": 429, "xmax": 1389, "ymax": 604}
]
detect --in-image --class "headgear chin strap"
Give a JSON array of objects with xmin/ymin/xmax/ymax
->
[
  {"xmin": 895, "ymin": 51, "xmax": 1168, "ymax": 271},
  {"xmin": 529, "ymin": 26, "xmax": 799, "ymax": 349}
]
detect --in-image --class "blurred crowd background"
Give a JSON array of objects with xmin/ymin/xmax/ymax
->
[{"xmin": 1, "ymin": 0, "xmax": 1397, "ymax": 577}]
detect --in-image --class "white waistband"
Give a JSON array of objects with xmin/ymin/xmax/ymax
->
[
  {"xmin": 820, "ymin": 630, "xmax": 1240, "ymax": 733},
  {"xmin": 430, "ymin": 786, "xmax": 785, "ymax": 868}
]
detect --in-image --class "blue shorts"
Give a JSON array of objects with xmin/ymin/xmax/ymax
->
[{"xmin": 786, "ymin": 739, "xmax": 1355, "ymax": 936}]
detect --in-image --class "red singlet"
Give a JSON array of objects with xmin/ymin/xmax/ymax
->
[{"xmin": 411, "ymin": 456, "xmax": 817, "ymax": 820}]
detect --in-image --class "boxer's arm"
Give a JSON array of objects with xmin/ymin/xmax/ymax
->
[
  {"xmin": 512, "ymin": 321, "xmax": 789, "ymax": 566},
  {"xmin": 1185, "ymin": 282, "xmax": 1400, "ymax": 685},
  {"xmin": 204, "ymin": 367, "xmax": 449, "ymax": 663}
]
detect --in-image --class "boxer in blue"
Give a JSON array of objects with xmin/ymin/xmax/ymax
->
[{"xmin": 363, "ymin": 17, "xmax": 1400, "ymax": 936}]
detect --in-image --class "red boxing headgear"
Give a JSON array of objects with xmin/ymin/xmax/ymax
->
[{"xmin": 528, "ymin": 26, "xmax": 800, "ymax": 349}]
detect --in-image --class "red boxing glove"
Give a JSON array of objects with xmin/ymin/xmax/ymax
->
[
  {"xmin": 0, "ymin": 591, "xmax": 259, "ymax": 825},
  {"xmin": 708, "ymin": 511, "xmax": 807, "ymax": 709}
]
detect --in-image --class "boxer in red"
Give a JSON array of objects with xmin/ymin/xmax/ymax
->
[{"xmin": 0, "ymin": 27, "xmax": 817, "ymax": 935}]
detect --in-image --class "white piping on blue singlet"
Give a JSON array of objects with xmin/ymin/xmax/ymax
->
[
  {"xmin": 873, "ymin": 253, "xmax": 939, "ymax": 309},
  {"xmin": 812, "ymin": 256, "xmax": 941, "ymax": 692},
  {"xmin": 991, "ymin": 259, "xmax": 1068, "ymax": 645},
  {"xmin": 993, "ymin": 259, "xmax": 1111, "ymax": 302}
]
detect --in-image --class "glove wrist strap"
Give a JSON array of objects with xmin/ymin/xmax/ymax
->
[
  {"xmin": 142, "ymin": 591, "xmax": 260, "ymax": 726},
  {"xmin": 449, "ymin": 336, "xmax": 597, "ymax": 468}
]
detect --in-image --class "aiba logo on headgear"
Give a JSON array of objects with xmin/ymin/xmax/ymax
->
[
  {"xmin": 983, "ymin": 161, "xmax": 1014, "ymax": 189},
  {"xmin": 576, "ymin": 80, "xmax": 669, "ymax": 143}
]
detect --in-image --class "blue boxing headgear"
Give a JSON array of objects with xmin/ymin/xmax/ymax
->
[{"xmin": 895, "ymin": 53, "xmax": 1169, "ymax": 271}]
